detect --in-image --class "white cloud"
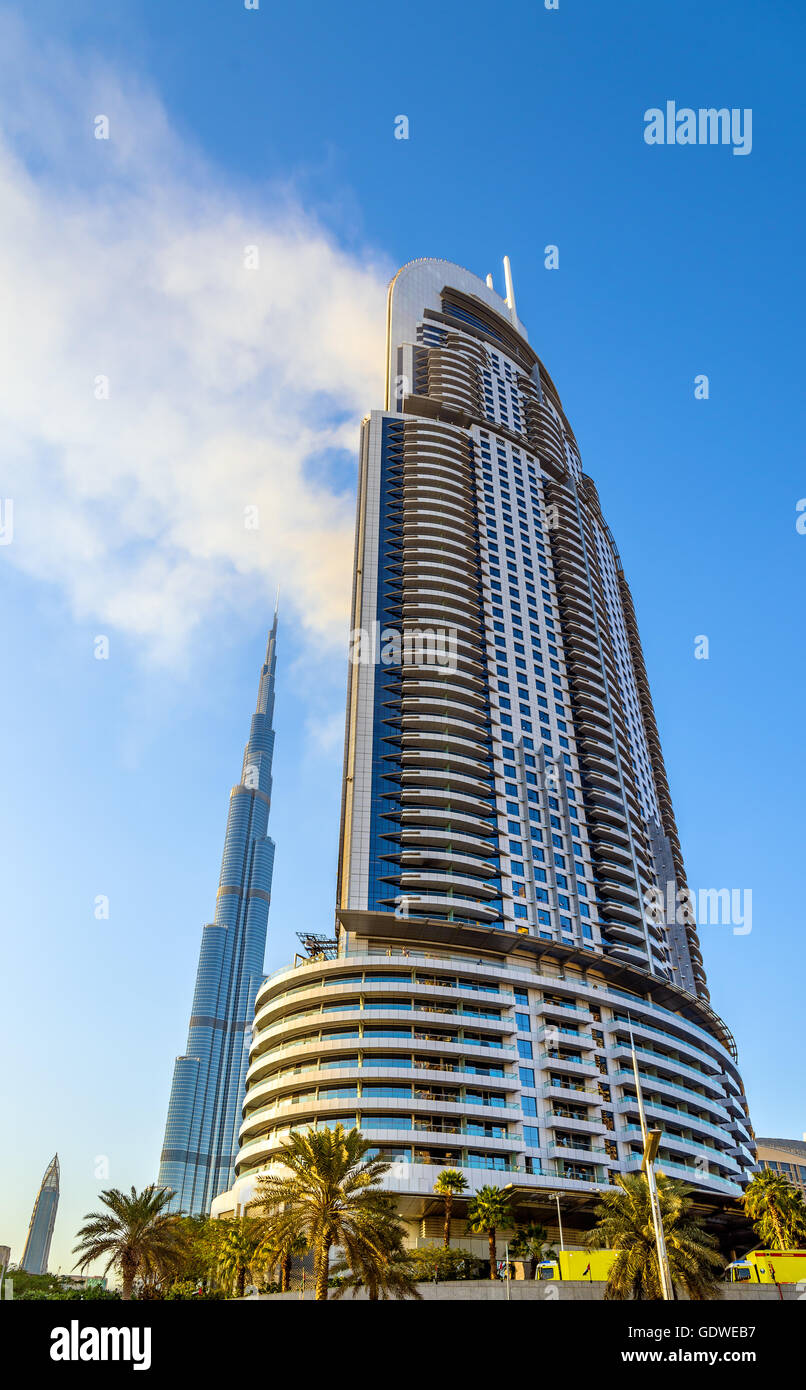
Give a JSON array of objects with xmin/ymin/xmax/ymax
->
[{"xmin": 0, "ymin": 14, "xmax": 389, "ymax": 665}]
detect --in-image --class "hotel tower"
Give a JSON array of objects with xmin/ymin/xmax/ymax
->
[
  {"xmin": 159, "ymin": 611, "xmax": 278, "ymax": 1214},
  {"xmin": 213, "ymin": 261, "xmax": 753, "ymax": 1239}
]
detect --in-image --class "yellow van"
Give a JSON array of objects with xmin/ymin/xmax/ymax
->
[
  {"xmin": 535, "ymin": 1249, "xmax": 618, "ymax": 1281},
  {"xmin": 725, "ymin": 1250, "xmax": 806, "ymax": 1285}
]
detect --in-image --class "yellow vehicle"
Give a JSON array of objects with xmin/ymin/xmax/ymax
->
[
  {"xmin": 725, "ymin": 1250, "xmax": 806, "ymax": 1285},
  {"xmin": 535, "ymin": 1249, "xmax": 618, "ymax": 1281}
]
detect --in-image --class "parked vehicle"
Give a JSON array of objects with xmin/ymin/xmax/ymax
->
[
  {"xmin": 534, "ymin": 1250, "xmax": 618, "ymax": 1281},
  {"xmin": 725, "ymin": 1250, "xmax": 806, "ymax": 1285}
]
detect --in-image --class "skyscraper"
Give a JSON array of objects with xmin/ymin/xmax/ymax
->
[
  {"xmin": 21, "ymin": 1154, "xmax": 59, "ymax": 1274},
  {"xmin": 158, "ymin": 609, "xmax": 278, "ymax": 1214},
  {"xmin": 213, "ymin": 260, "xmax": 753, "ymax": 1239}
]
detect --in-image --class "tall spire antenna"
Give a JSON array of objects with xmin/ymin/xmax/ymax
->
[
  {"xmin": 503, "ymin": 255, "xmax": 517, "ymax": 322},
  {"xmin": 265, "ymin": 589, "xmax": 279, "ymax": 665}
]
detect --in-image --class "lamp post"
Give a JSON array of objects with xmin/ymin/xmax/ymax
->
[{"xmin": 630, "ymin": 1022, "xmax": 674, "ymax": 1300}]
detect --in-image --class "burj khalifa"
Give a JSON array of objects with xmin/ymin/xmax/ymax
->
[{"xmin": 157, "ymin": 609, "xmax": 278, "ymax": 1213}]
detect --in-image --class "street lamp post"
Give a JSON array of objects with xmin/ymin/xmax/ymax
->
[{"xmin": 630, "ymin": 1024, "xmax": 674, "ymax": 1300}]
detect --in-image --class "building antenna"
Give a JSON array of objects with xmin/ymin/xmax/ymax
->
[
  {"xmin": 485, "ymin": 272, "xmax": 494, "ymax": 290},
  {"xmin": 503, "ymin": 255, "xmax": 517, "ymax": 322}
]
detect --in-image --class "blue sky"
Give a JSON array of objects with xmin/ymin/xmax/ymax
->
[{"xmin": 1, "ymin": 0, "xmax": 804, "ymax": 1274}]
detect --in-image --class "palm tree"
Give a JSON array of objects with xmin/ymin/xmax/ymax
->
[
  {"xmin": 433, "ymin": 1170, "xmax": 468, "ymax": 1248},
  {"xmin": 260, "ymin": 1228, "xmax": 308, "ymax": 1293},
  {"xmin": 252, "ymin": 1124, "xmax": 399, "ymax": 1300},
  {"xmin": 466, "ymin": 1185, "xmax": 513, "ymax": 1280},
  {"xmin": 742, "ymin": 1170, "xmax": 806, "ymax": 1251},
  {"xmin": 511, "ymin": 1221, "xmax": 555, "ymax": 1280},
  {"xmin": 587, "ymin": 1172, "xmax": 722, "ymax": 1300},
  {"xmin": 331, "ymin": 1195, "xmax": 421, "ymax": 1301},
  {"xmin": 73, "ymin": 1186, "xmax": 185, "ymax": 1300},
  {"xmin": 216, "ymin": 1217, "xmax": 264, "ymax": 1299}
]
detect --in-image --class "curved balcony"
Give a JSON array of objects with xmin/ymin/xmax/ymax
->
[
  {"xmin": 401, "ymin": 529, "xmax": 476, "ymax": 565},
  {"xmin": 607, "ymin": 1018, "xmax": 727, "ymax": 1074},
  {"xmin": 598, "ymin": 882, "xmax": 642, "ymax": 912},
  {"xmin": 398, "ymin": 867, "xmax": 499, "ymax": 898},
  {"xmin": 401, "ymin": 788, "xmax": 494, "ymax": 822},
  {"xmin": 609, "ymin": 1070, "xmax": 729, "ymax": 1120},
  {"xmin": 399, "ymin": 663, "xmax": 486, "ymax": 693},
  {"xmin": 595, "ymin": 856, "xmax": 635, "ymax": 885},
  {"xmin": 402, "ymin": 435, "xmax": 472, "ymax": 467},
  {"xmin": 248, "ymin": 1028, "xmax": 518, "ymax": 1087},
  {"xmin": 401, "ymin": 765, "xmax": 492, "ymax": 797},
  {"xmin": 400, "ymin": 757, "xmax": 492, "ymax": 794},
  {"xmin": 616, "ymin": 1097, "xmax": 732, "ymax": 1144},
  {"xmin": 401, "ymin": 680, "xmax": 486, "ymax": 711},
  {"xmin": 241, "ymin": 1086, "xmax": 520, "ymax": 1144},
  {"xmin": 399, "ymin": 805, "xmax": 496, "ymax": 838},
  {"xmin": 400, "ymin": 827, "xmax": 496, "ymax": 857},
  {"xmin": 396, "ymin": 892, "xmax": 500, "ymax": 923},
  {"xmin": 402, "ymin": 507, "xmax": 476, "ymax": 540},
  {"xmin": 547, "ymin": 1140, "xmax": 614, "ymax": 1165},
  {"xmin": 252, "ymin": 999, "xmax": 512, "ymax": 1053},
  {"xmin": 619, "ymin": 1125, "xmax": 741, "ymax": 1175},
  {"xmin": 622, "ymin": 1155, "xmax": 741, "ymax": 1197},
  {"xmin": 244, "ymin": 1062, "xmax": 516, "ymax": 1118},
  {"xmin": 401, "ymin": 734, "xmax": 491, "ymax": 767},
  {"xmin": 401, "ymin": 710, "xmax": 488, "ymax": 740},
  {"xmin": 589, "ymin": 829, "xmax": 632, "ymax": 863},
  {"xmin": 401, "ymin": 596, "xmax": 480, "ymax": 627},
  {"xmin": 402, "ymin": 554, "xmax": 479, "ymax": 588},
  {"xmin": 399, "ymin": 847, "xmax": 497, "ymax": 877},
  {"xmin": 606, "ymin": 942, "xmax": 650, "ymax": 969},
  {"xmin": 543, "ymin": 1112, "xmax": 608, "ymax": 1136},
  {"xmin": 606, "ymin": 1042, "xmax": 722, "ymax": 1089},
  {"xmin": 602, "ymin": 923, "xmax": 646, "ymax": 950},
  {"xmin": 403, "ymin": 496, "xmax": 476, "ymax": 528},
  {"xmin": 399, "ymin": 629, "xmax": 486, "ymax": 667}
]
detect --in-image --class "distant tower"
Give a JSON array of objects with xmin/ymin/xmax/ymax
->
[
  {"xmin": 21, "ymin": 1154, "xmax": 59, "ymax": 1275},
  {"xmin": 158, "ymin": 609, "xmax": 279, "ymax": 1213}
]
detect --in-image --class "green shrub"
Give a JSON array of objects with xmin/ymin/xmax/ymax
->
[
  {"xmin": 163, "ymin": 1279, "xmax": 228, "ymax": 1300},
  {"xmin": 409, "ymin": 1244, "xmax": 485, "ymax": 1282}
]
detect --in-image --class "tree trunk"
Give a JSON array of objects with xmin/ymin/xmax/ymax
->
[
  {"xmin": 488, "ymin": 1229, "xmax": 497, "ymax": 1280},
  {"xmin": 529, "ymin": 1255, "xmax": 537, "ymax": 1281},
  {"xmin": 315, "ymin": 1242, "xmax": 331, "ymax": 1301},
  {"xmin": 236, "ymin": 1264, "xmax": 246, "ymax": 1300},
  {"xmin": 121, "ymin": 1253, "xmax": 137, "ymax": 1301},
  {"xmin": 281, "ymin": 1252, "xmax": 291, "ymax": 1293},
  {"xmin": 443, "ymin": 1192, "xmax": 453, "ymax": 1248}
]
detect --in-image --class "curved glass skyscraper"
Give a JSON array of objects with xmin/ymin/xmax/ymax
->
[
  {"xmin": 213, "ymin": 261, "xmax": 753, "ymax": 1241},
  {"xmin": 158, "ymin": 611, "xmax": 278, "ymax": 1214},
  {"xmin": 21, "ymin": 1154, "xmax": 59, "ymax": 1274}
]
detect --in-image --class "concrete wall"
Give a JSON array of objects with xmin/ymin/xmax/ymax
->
[{"xmin": 255, "ymin": 1280, "xmax": 803, "ymax": 1302}]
